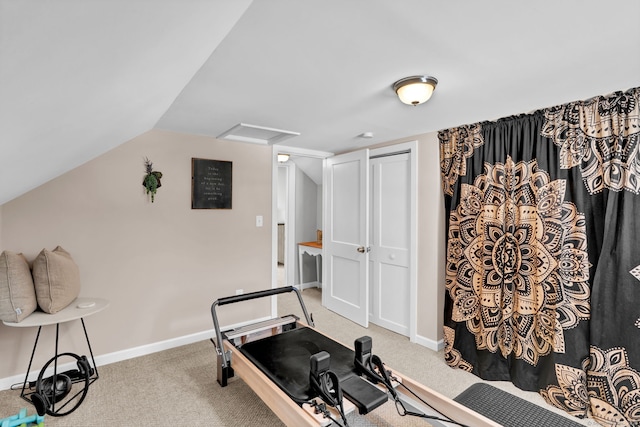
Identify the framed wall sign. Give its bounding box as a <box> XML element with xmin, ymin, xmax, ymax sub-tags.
<box><xmin>191</xmin><ymin>158</ymin><xmax>232</xmax><ymax>209</ymax></box>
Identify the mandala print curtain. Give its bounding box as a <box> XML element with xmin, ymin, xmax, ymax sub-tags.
<box><xmin>439</xmin><ymin>87</ymin><xmax>640</xmax><ymax>426</ymax></box>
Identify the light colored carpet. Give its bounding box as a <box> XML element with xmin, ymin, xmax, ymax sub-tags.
<box><xmin>0</xmin><ymin>287</ymin><xmax>598</xmax><ymax>426</ymax></box>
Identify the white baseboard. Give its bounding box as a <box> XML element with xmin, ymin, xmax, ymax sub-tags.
<box><xmin>0</xmin><ymin>315</ymin><xmax>270</xmax><ymax>391</ymax></box>
<box><xmin>0</xmin><ymin>373</ymin><xmax>30</xmax><ymax>393</ymax></box>
<box><xmin>414</xmin><ymin>333</ymin><xmax>444</xmax><ymax>351</ymax></box>
<box><xmin>298</xmin><ymin>281</ymin><xmax>321</xmax><ymax>290</ymax></box>
<box><xmin>92</xmin><ymin>328</ymin><xmax>218</xmax><ymax>368</ymax></box>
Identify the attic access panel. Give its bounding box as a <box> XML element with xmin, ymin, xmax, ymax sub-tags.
<box><xmin>217</xmin><ymin>123</ymin><xmax>300</xmax><ymax>145</ymax></box>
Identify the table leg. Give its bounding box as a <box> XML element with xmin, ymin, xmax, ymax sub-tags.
<box><xmin>315</xmin><ymin>255</ymin><xmax>321</xmax><ymax>285</ymax></box>
<box><xmin>80</xmin><ymin>318</ymin><xmax>99</xmax><ymax>381</ymax></box>
<box><xmin>51</xmin><ymin>323</ymin><xmax>60</xmax><ymax>413</ymax></box>
<box><xmin>20</xmin><ymin>326</ymin><xmax>42</xmax><ymax>400</ymax></box>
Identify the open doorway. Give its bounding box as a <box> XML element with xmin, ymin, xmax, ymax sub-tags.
<box><xmin>272</xmin><ymin>147</ymin><xmax>332</xmax><ymax>299</ymax></box>
<box><xmin>276</xmin><ymin>155</ymin><xmax>324</xmax><ymax>289</ymax></box>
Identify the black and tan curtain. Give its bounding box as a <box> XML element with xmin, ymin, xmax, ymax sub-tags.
<box><xmin>439</xmin><ymin>87</ymin><xmax>640</xmax><ymax>426</ymax></box>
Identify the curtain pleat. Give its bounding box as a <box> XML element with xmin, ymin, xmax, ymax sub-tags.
<box><xmin>439</xmin><ymin>87</ymin><xmax>640</xmax><ymax>426</ymax></box>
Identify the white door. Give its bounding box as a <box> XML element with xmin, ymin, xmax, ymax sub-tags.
<box><xmin>369</xmin><ymin>152</ymin><xmax>411</xmax><ymax>336</ymax></box>
<box><xmin>322</xmin><ymin>149</ymin><xmax>370</xmax><ymax>327</ymax></box>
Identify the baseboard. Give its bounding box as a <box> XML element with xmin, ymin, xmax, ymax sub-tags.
<box><xmin>414</xmin><ymin>333</ymin><xmax>444</xmax><ymax>351</ymax></box>
<box><xmin>0</xmin><ymin>315</ymin><xmax>270</xmax><ymax>391</ymax></box>
<box><xmin>297</xmin><ymin>281</ymin><xmax>321</xmax><ymax>290</ymax></box>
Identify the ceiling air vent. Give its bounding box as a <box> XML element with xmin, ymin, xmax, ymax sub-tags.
<box><xmin>217</xmin><ymin>123</ymin><xmax>300</xmax><ymax>145</ymax></box>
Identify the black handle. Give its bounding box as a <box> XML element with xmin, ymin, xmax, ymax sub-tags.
<box><xmin>211</xmin><ymin>286</ymin><xmax>314</xmax><ymax>370</ymax></box>
<box><xmin>215</xmin><ymin>285</ymin><xmax>296</xmax><ymax>306</ymax></box>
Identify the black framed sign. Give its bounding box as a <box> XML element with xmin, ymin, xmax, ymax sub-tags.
<box><xmin>191</xmin><ymin>158</ymin><xmax>232</xmax><ymax>209</ymax></box>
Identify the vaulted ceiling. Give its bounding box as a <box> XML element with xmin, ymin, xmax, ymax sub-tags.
<box><xmin>1</xmin><ymin>0</ymin><xmax>638</xmax><ymax>205</ymax></box>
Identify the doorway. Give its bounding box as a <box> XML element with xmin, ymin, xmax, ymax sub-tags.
<box><xmin>272</xmin><ymin>146</ymin><xmax>331</xmax><ymax>299</ymax></box>
<box><xmin>322</xmin><ymin>141</ymin><xmax>417</xmax><ymax>340</ymax></box>
<box><xmin>272</xmin><ymin>142</ymin><xmax>417</xmax><ymax>341</ymax></box>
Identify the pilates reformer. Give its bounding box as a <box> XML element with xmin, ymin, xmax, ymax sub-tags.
<box><xmin>210</xmin><ymin>286</ymin><xmax>499</xmax><ymax>427</ymax></box>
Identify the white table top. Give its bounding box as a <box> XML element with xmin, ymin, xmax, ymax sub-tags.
<box><xmin>2</xmin><ymin>297</ymin><xmax>109</xmax><ymax>328</ymax></box>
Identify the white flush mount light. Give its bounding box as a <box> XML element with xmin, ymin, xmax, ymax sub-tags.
<box><xmin>393</xmin><ymin>75</ymin><xmax>438</xmax><ymax>106</ymax></box>
<box><xmin>217</xmin><ymin>123</ymin><xmax>300</xmax><ymax>145</ymax></box>
<box><xmin>277</xmin><ymin>154</ymin><xmax>290</xmax><ymax>163</ymax></box>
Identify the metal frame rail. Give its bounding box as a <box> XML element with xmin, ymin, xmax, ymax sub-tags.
<box><xmin>210</xmin><ymin>286</ymin><xmax>314</xmax><ymax>386</ymax></box>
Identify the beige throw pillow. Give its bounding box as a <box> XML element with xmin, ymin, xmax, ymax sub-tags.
<box><xmin>0</xmin><ymin>251</ymin><xmax>37</xmax><ymax>322</ymax></box>
<box><xmin>32</xmin><ymin>246</ymin><xmax>81</xmax><ymax>314</ymax></box>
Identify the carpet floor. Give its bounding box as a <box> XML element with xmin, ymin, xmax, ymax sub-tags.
<box><xmin>0</xmin><ymin>287</ymin><xmax>599</xmax><ymax>426</ymax></box>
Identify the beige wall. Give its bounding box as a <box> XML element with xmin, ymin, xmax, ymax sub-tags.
<box><xmin>416</xmin><ymin>133</ymin><xmax>446</xmax><ymax>343</ymax></box>
<box><xmin>0</xmin><ymin>128</ymin><xmax>446</xmax><ymax>383</ymax></box>
<box><xmin>0</xmin><ymin>129</ymin><xmax>273</xmax><ymax>380</ymax></box>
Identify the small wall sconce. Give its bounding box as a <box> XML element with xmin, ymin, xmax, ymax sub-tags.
<box><xmin>277</xmin><ymin>154</ymin><xmax>290</xmax><ymax>163</ymax></box>
<box><xmin>393</xmin><ymin>75</ymin><xmax>438</xmax><ymax>106</ymax></box>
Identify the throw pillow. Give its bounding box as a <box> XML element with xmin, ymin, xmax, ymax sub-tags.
<box><xmin>0</xmin><ymin>251</ymin><xmax>37</xmax><ymax>322</ymax></box>
<box><xmin>32</xmin><ymin>246</ymin><xmax>81</xmax><ymax>314</ymax></box>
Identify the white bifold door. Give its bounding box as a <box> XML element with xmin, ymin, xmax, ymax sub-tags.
<box><xmin>369</xmin><ymin>152</ymin><xmax>411</xmax><ymax>336</ymax></box>
<box><xmin>323</xmin><ymin>145</ymin><xmax>414</xmax><ymax>337</ymax></box>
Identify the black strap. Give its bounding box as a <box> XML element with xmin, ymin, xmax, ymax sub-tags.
<box><xmin>309</xmin><ymin>351</ymin><xmax>349</xmax><ymax>427</ymax></box>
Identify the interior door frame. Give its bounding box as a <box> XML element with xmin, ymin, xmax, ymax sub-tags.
<box><xmin>279</xmin><ymin>161</ymin><xmax>296</xmax><ymax>290</ymax></box>
<box><xmin>369</xmin><ymin>141</ymin><xmax>418</xmax><ymax>342</ymax></box>
<box><xmin>270</xmin><ymin>141</ymin><xmax>416</xmax><ymax>342</ymax></box>
<box><xmin>271</xmin><ymin>145</ymin><xmax>333</xmax><ymax>316</ymax></box>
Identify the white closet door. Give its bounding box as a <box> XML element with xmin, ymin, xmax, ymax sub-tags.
<box><xmin>369</xmin><ymin>153</ymin><xmax>411</xmax><ymax>336</ymax></box>
<box><xmin>322</xmin><ymin>149</ymin><xmax>370</xmax><ymax>327</ymax></box>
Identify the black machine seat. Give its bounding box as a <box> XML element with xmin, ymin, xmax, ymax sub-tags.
<box><xmin>238</xmin><ymin>326</ymin><xmax>387</xmax><ymax>413</ymax></box>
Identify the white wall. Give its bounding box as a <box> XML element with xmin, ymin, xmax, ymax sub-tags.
<box><xmin>277</xmin><ymin>166</ymin><xmax>287</xmax><ymax>224</ymax></box>
<box><xmin>316</xmin><ymin>185</ymin><xmax>323</xmax><ymax>231</ymax></box>
<box><xmin>295</xmin><ymin>167</ymin><xmax>320</xmax><ymax>284</ymax></box>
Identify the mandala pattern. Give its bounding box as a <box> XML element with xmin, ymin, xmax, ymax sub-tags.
<box><xmin>541</xmin><ymin>358</ymin><xmax>590</xmax><ymax>418</ymax></box>
<box><xmin>439</xmin><ymin>124</ymin><xmax>484</xmax><ymax>196</ymax></box>
<box><xmin>586</xmin><ymin>346</ymin><xmax>640</xmax><ymax>426</ymax></box>
<box><xmin>445</xmin><ymin>156</ymin><xmax>591</xmax><ymax>365</ymax></box>
<box><xmin>443</xmin><ymin>326</ymin><xmax>473</xmax><ymax>372</ymax></box>
<box><xmin>631</xmin><ymin>265</ymin><xmax>640</xmax><ymax>282</ymax></box>
<box><xmin>541</xmin><ymin>87</ymin><xmax>640</xmax><ymax>195</ymax></box>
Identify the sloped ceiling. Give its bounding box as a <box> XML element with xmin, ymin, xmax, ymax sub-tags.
<box><xmin>0</xmin><ymin>0</ymin><xmax>252</xmax><ymax>205</ymax></box>
<box><xmin>1</xmin><ymin>0</ymin><xmax>639</xmax><ymax>206</ymax></box>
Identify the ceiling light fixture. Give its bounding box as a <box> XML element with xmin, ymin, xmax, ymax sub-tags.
<box><xmin>393</xmin><ymin>75</ymin><xmax>438</xmax><ymax>106</ymax></box>
<box><xmin>277</xmin><ymin>154</ymin><xmax>290</xmax><ymax>163</ymax></box>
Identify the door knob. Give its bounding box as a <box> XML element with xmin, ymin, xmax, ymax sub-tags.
<box><xmin>357</xmin><ymin>246</ymin><xmax>370</xmax><ymax>253</ymax></box>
